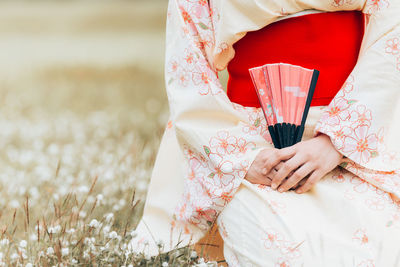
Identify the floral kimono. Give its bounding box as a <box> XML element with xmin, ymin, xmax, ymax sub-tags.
<box><xmin>131</xmin><ymin>0</ymin><xmax>400</xmax><ymax>265</ymax></box>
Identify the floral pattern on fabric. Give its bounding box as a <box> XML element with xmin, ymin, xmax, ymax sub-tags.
<box><xmin>315</xmin><ymin>2</ymin><xmax>400</xmax><ymax>174</ymax></box>
<box><xmin>144</xmin><ymin>0</ymin><xmax>400</xmax><ymax>253</ymax></box>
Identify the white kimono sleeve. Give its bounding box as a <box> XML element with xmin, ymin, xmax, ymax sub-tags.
<box><xmin>165</xmin><ymin>0</ymin><xmax>270</xmax><ymax>231</ymax></box>
<box><xmin>315</xmin><ymin>0</ymin><xmax>400</xmax><ymax>196</ymax></box>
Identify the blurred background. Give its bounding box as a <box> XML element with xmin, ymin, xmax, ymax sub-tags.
<box><xmin>0</xmin><ymin>0</ymin><xmax>180</xmax><ymax>265</ymax></box>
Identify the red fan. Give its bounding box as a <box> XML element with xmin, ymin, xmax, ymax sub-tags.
<box><xmin>249</xmin><ymin>63</ymin><xmax>319</xmax><ymax>148</ymax></box>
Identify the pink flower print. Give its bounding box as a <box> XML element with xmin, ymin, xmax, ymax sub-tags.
<box><xmin>371</xmin><ymin>174</ymin><xmax>386</xmax><ymax>186</ymax></box>
<box><xmin>357</xmin><ymin>259</ymin><xmax>375</xmax><ymax>267</ymax></box>
<box><xmin>279</xmin><ymin>241</ymin><xmax>303</xmax><ymax>259</ymax></box>
<box><xmin>234</xmin><ymin>160</ymin><xmax>250</xmax><ymax>179</ymax></box>
<box><xmin>351</xmin><ymin>176</ymin><xmax>370</xmax><ymax>194</ymax></box>
<box><xmin>342</xmin><ymin>75</ymin><xmax>354</xmax><ymax>94</ymax></box>
<box><xmin>322</xmin><ymin>97</ymin><xmax>351</xmax><ymax>126</ymax></box>
<box><xmin>236</xmin><ymin>137</ymin><xmax>256</xmax><ymax>154</ymax></box>
<box><xmin>330</xmin><ymin>126</ymin><xmax>352</xmax><ymax>150</ymax></box>
<box><xmin>263</xmin><ymin>229</ymin><xmax>283</xmax><ymax>250</ymax></box>
<box><xmin>209</xmin><ymin>131</ymin><xmax>237</xmax><ymax>155</ymax></box>
<box><xmin>342</xmin><ymin>125</ymin><xmax>378</xmax><ymax>164</ymax></box>
<box><xmin>219</xmin><ymin>221</ymin><xmax>228</xmax><ymax>238</ymax></box>
<box><xmin>193</xmin><ymin>206</ymin><xmax>216</xmax><ymax>224</ymax></box>
<box><xmin>366</xmin><ymin>196</ymin><xmax>385</xmax><ymax>211</ymax></box>
<box><xmin>178</xmin><ymin>71</ymin><xmax>190</xmax><ymax>87</ymax></box>
<box><xmin>385</xmin><ymin>38</ymin><xmax>400</xmax><ymax>55</ymax></box>
<box><xmin>269</xmin><ymin>200</ymin><xmax>286</xmax><ymax>214</ymax></box>
<box><xmin>199</xmin><ymin>0</ymin><xmax>208</xmax><ymax>6</ymax></box>
<box><xmin>365</xmin><ymin>0</ymin><xmax>389</xmax><ymax>14</ymax></box>
<box><xmin>332</xmin><ymin>0</ymin><xmax>353</xmax><ymax>7</ymax></box>
<box><xmin>192</xmin><ymin>69</ymin><xmax>211</xmax><ymax>85</ymax></box>
<box><xmin>352</xmin><ymin>229</ymin><xmax>369</xmax><ymax>245</ymax></box>
<box><xmin>168</xmin><ymin>59</ymin><xmax>179</xmax><ymax>74</ymax></box>
<box><xmin>208</xmin><ymin>182</ymin><xmax>236</xmax><ymax>207</ymax></box>
<box><xmin>332</xmin><ymin>173</ymin><xmax>345</xmax><ymax>183</ymax></box>
<box><xmin>349</xmin><ymin>105</ymin><xmax>372</xmax><ymax>127</ymax></box>
<box><xmin>275</xmin><ymin>258</ymin><xmax>291</xmax><ymax>267</ymax></box>
<box><xmin>208</xmin><ymin>153</ymin><xmax>235</xmax><ymax>187</ymax></box>
<box><xmin>187</xmin><ymin>158</ymin><xmax>206</xmax><ymax>181</ymax></box>
<box><xmin>192</xmin><ymin>3</ymin><xmax>207</xmax><ymax>19</ymax></box>
<box><xmin>180</xmin><ymin>25</ymin><xmax>189</xmax><ymax>37</ymax></box>
<box><xmin>180</xmin><ymin>7</ymin><xmax>193</xmax><ymax>24</ymax></box>
<box><xmin>216</xmin><ymin>42</ymin><xmax>229</xmax><ymax>54</ymax></box>
<box><xmin>242</xmin><ymin>124</ymin><xmax>259</xmax><ymax>136</ymax></box>
<box><xmin>184</xmin><ymin>49</ymin><xmax>195</xmax><ymax>65</ymax></box>
<box><xmin>377</xmin><ymin>127</ymin><xmax>385</xmax><ymax>144</ymax></box>
<box><xmin>344</xmin><ymin>189</ymin><xmax>356</xmax><ymax>200</ymax></box>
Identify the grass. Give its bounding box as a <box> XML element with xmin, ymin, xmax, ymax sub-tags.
<box><xmin>0</xmin><ymin>0</ymin><xmax>221</xmax><ymax>266</ymax></box>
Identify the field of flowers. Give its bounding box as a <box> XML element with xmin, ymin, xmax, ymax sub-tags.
<box><xmin>0</xmin><ymin>1</ymin><xmax>220</xmax><ymax>266</ymax></box>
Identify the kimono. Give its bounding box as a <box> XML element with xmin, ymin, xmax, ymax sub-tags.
<box><xmin>130</xmin><ymin>0</ymin><xmax>400</xmax><ymax>265</ymax></box>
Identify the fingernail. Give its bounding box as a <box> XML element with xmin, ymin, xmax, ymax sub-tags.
<box><xmin>296</xmin><ymin>189</ymin><xmax>302</xmax><ymax>194</ymax></box>
<box><xmin>278</xmin><ymin>188</ymin><xmax>284</xmax><ymax>193</ymax></box>
<box><xmin>262</xmin><ymin>168</ymin><xmax>267</xmax><ymax>175</ymax></box>
<box><xmin>271</xmin><ymin>183</ymin><xmax>277</xmax><ymax>189</ymax></box>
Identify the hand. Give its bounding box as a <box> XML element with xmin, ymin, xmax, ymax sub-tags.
<box><xmin>245</xmin><ymin>147</ymin><xmax>296</xmax><ymax>185</ymax></box>
<box><xmin>269</xmin><ymin>133</ymin><xmax>343</xmax><ymax>194</ymax></box>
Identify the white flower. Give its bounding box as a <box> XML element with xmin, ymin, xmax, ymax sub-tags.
<box><xmin>83</xmin><ymin>251</ymin><xmax>90</xmax><ymax>259</ymax></box>
<box><xmin>30</xmin><ymin>234</ymin><xmax>37</xmax><ymax>241</ymax></box>
<box><xmin>162</xmin><ymin>262</ymin><xmax>169</xmax><ymax>267</ymax></box>
<box><xmin>103</xmin><ymin>225</ymin><xmax>111</xmax><ymax>234</ymax></box>
<box><xmin>46</xmin><ymin>247</ymin><xmax>54</xmax><ymax>255</ymax></box>
<box><xmin>19</xmin><ymin>240</ymin><xmax>27</xmax><ymax>248</ymax></box>
<box><xmin>89</xmin><ymin>219</ymin><xmax>100</xmax><ymax>228</ymax></box>
<box><xmin>48</xmin><ymin>225</ymin><xmax>61</xmax><ymax>234</ymax></box>
<box><xmin>104</xmin><ymin>213</ymin><xmax>114</xmax><ymax>222</ymax></box>
<box><xmin>190</xmin><ymin>250</ymin><xmax>198</xmax><ymax>259</ymax></box>
<box><xmin>25</xmin><ymin>263</ymin><xmax>33</xmax><ymax>267</ymax></box>
<box><xmin>10</xmin><ymin>253</ymin><xmax>18</xmax><ymax>260</ymax></box>
<box><xmin>0</xmin><ymin>239</ymin><xmax>9</xmax><ymax>246</ymax></box>
<box><xmin>71</xmin><ymin>259</ymin><xmax>78</xmax><ymax>264</ymax></box>
<box><xmin>77</xmin><ymin>185</ymin><xmax>89</xmax><ymax>193</ymax></box>
<box><xmin>79</xmin><ymin>210</ymin><xmax>87</xmax><ymax>218</ymax></box>
<box><xmin>61</xmin><ymin>248</ymin><xmax>69</xmax><ymax>256</ymax></box>
<box><xmin>108</xmin><ymin>231</ymin><xmax>118</xmax><ymax>239</ymax></box>
<box><xmin>9</xmin><ymin>200</ymin><xmax>19</xmax><ymax>209</ymax></box>
<box><xmin>66</xmin><ymin>228</ymin><xmax>75</xmax><ymax>234</ymax></box>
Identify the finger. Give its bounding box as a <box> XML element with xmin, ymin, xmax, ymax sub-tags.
<box><xmin>254</xmin><ymin>175</ymin><xmax>272</xmax><ymax>186</ymax></box>
<box><xmin>277</xmin><ymin>163</ymin><xmax>315</xmax><ymax>192</ymax></box>
<box><xmin>262</xmin><ymin>147</ymin><xmax>296</xmax><ymax>175</ymax></box>
<box><xmin>270</xmin><ymin>154</ymin><xmax>306</xmax><ymax>190</ymax></box>
<box><xmin>262</xmin><ymin>161</ymin><xmax>284</xmax><ymax>175</ymax></box>
<box><xmin>293</xmin><ymin>177</ymin><xmax>308</xmax><ymax>190</ymax></box>
<box><xmin>295</xmin><ymin>170</ymin><xmax>324</xmax><ymax>194</ymax></box>
<box><xmin>262</xmin><ymin>177</ymin><xmax>272</xmax><ymax>186</ymax></box>
<box><xmin>274</xmin><ymin>162</ymin><xmax>285</xmax><ymax>171</ymax></box>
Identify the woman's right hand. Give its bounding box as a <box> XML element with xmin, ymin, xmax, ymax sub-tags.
<box><xmin>245</xmin><ymin>147</ymin><xmax>295</xmax><ymax>185</ymax></box>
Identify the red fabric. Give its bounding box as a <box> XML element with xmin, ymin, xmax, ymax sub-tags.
<box><xmin>226</xmin><ymin>11</ymin><xmax>365</xmax><ymax>107</ymax></box>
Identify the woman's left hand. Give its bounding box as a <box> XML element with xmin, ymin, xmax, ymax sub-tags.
<box><xmin>268</xmin><ymin>133</ymin><xmax>344</xmax><ymax>194</ymax></box>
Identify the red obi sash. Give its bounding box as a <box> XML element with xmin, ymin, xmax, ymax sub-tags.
<box><xmin>226</xmin><ymin>11</ymin><xmax>365</xmax><ymax>107</ymax></box>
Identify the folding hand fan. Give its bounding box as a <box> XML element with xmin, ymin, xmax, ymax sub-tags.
<box><xmin>249</xmin><ymin>63</ymin><xmax>319</xmax><ymax>149</ymax></box>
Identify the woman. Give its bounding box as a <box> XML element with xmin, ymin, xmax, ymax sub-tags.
<box><xmin>131</xmin><ymin>0</ymin><xmax>400</xmax><ymax>266</ymax></box>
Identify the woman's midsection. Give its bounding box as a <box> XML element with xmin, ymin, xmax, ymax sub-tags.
<box><xmin>226</xmin><ymin>11</ymin><xmax>365</xmax><ymax>108</ymax></box>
